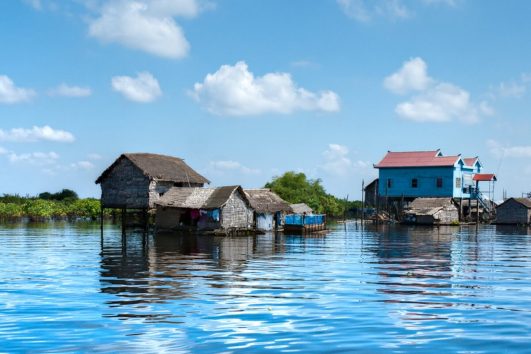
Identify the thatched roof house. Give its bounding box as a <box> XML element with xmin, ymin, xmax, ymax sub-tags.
<box><xmin>244</xmin><ymin>189</ymin><xmax>291</xmax><ymax>231</ymax></box>
<box><xmin>244</xmin><ymin>189</ymin><xmax>291</xmax><ymax>213</ymax></box>
<box><xmin>496</xmin><ymin>198</ymin><xmax>531</xmax><ymax>225</ymax></box>
<box><xmin>155</xmin><ymin>186</ymin><xmax>254</xmax><ymax>233</ymax></box>
<box><xmin>96</xmin><ymin>153</ymin><xmax>209</xmax><ymax>209</ymax></box>
<box><xmin>403</xmin><ymin>198</ymin><xmax>458</xmax><ymax>225</ymax></box>
<box><xmin>290</xmin><ymin>203</ymin><xmax>313</xmax><ymax>215</ymax></box>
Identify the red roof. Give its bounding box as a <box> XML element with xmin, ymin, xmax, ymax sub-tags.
<box><xmin>473</xmin><ymin>173</ymin><xmax>497</xmax><ymax>182</ymax></box>
<box><xmin>374</xmin><ymin>150</ymin><xmax>461</xmax><ymax>168</ymax></box>
<box><xmin>463</xmin><ymin>157</ymin><xmax>478</xmax><ymax>167</ymax></box>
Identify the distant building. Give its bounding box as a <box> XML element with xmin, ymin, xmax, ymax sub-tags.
<box><xmin>155</xmin><ymin>186</ymin><xmax>254</xmax><ymax>233</ymax></box>
<box><xmin>96</xmin><ymin>153</ymin><xmax>209</xmax><ymax>210</ymax></box>
<box><xmin>403</xmin><ymin>198</ymin><xmax>459</xmax><ymax>225</ymax></box>
<box><xmin>496</xmin><ymin>198</ymin><xmax>531</xmax><ymax>225</ymax></box>
<box><xmin>244</xmin><ymin>189</ymin><xmax>291</xmax><ymax>231</ymax></box>
<box><xmin>374</xmin><ymin>150</ymin><xmax>494</xmax><ymax>201</ymax></box>
<box><xmin>290</xmin><ymin>203</ymin><xmax>313</xmax><ymax>214</ymax></box>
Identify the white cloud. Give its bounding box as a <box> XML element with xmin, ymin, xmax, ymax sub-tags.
<box><xmin>209</xmin><ymin>160</ymin><xmax>261</xmax><ymax>175</ymax></box>
<box><xmin>385</xmin><ymin>58</ymin><xmax>490</xmax><ymax>123</ymax></box>
<box><xmin>71</xmin><ymin>161</ymin><xmax>95</xmax><ymax>170</ymax></box>
<box><xmin>111</xmin><ymin>72</ymin><xmax>162</xmax><ymax>102</ymax></box>
<box><xmin>0</xmin><ymin>75</ymin><xmax>36</xmax><ymax>104</ymax></box>
<box><xmin>87</xmin><ymin>153</ymin><xmax>102</xmax><ymax>160</ymax></box>
<box><xmin>319</xmin><ymin>144</ymin><xmax>371</xmax><ymax>176</ymax></box>
<box><xmin>491</xmin><ymin>73</ymin><xmax>531</xmax><ymax>99</ymax></box>
<box><xmin>487</xmin><ymin>139</ymin><xmax>531</xmax><ymax>159</ymax></box>
<box><xmin>0</xmin><ymin>147</ymin><xmax>7</xmax><ymax>155</ymax></box>
<box><xmin>0</xmin><ymin>126</ymin><xmax>75</xmax><ymax>143</ymax></box>
<box><xmin>48</xmin><ymin>83</ymin><xmax>92</xmax><ymax>97</ymax></box>
<box><xmin>384</xmin><ymin>57</ymin><xmax>432</xmax><ymax>94</ymax></box>
<box><xmin>23</xmin><ymin>0</ymin><xmax>42</xmax><ymax>10</ymax></box>
<box><xmin>88</xmin><ymin>0</ymin><xmax>206</xmax><ymax>59</ymax></box>
<box><xmin>337</xmin><ymin>0</ymin><xmax>411</xmax><ymax>22</ymax></box>
<box><xmin>192</xmin><ymin>61</ymin><xmax>340</xmax><ymax>116</ymax></box>
<box><xmin>8</xmin><ymin>151</ymin><xmax>60</xmax><ymax>165</ymax></box>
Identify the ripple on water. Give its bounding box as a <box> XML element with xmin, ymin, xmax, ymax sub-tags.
<box><xmin>0</xmin><ymin>223</ymin><xmax>530</xmax><ymax>352</ymax></box>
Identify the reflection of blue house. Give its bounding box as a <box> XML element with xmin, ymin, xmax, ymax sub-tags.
<box><xmin>374</xmin><ymin>150</ymin><xmax>495</xmax><ymax>200</ymax></box>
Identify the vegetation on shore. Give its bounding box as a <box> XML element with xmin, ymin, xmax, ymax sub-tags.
<box><xmin>265</xmin><ymin>172</ymin><xmax>362</xmax><ymax>217</ymax></box>
<box><xmin>0</xmin><ymin>189</ymin><xmax>107</xmax><ymax>222</ymax></box>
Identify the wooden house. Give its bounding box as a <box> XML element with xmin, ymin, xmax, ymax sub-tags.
<box><xmin>244</xmin><ymin>189</ymin><xmax>291</xmax><ymax>231</ymax></box>
<box><xmin>403</xmin><ymin>198</ymin><xmax>459</xmax><ymax>225</ymax></box>
<box><xmin>154</xmin><ymin>186</ymin><xmax>254</xmax><ymax>234</ymax></box>
<box><xmin>496</xmin><ymin>198</ymin><xmax>531</xmax><ymax>225</ymax></box>
<box><xmin>96</xmin><ymin>153</ymin><xmax>210</xmax><ymax>210</ymax></box>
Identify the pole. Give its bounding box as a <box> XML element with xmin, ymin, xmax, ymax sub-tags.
<box><xmin>361</xmin><ymin>180</ymin><xmax>365</xmax><ymax>225</ymax></box>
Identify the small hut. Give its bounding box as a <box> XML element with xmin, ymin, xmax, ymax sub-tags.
<box><xmin>403</xmin><ymin>198</ymin><xmax>459</xmax><ymax>225</ymax></box>
<box><xmin>155</xmin><ymin>186</ymin><xmax>254</xmax><ymax>234</ymax></box>
<box><xmin>290</xmin><ymin>203</ymin><xmax>313</xmax><ymax>215</ymax></box>
<box><xmin>96</xmin><ymin>153</ymin><xmax>210</xmax><ymax>210</ymax></box>
<box><xmin>496</xmin><ymin>198</ymin><xmax>531</xmax><ymax>225</ymax></box>
<box><xmin>244</xmin><ymin>189</ymin><xmax>291</xmax><ymax>231</ymax></box>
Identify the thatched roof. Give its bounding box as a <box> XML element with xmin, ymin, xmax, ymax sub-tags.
<box><xmin>156</xmin><ymin>186</ymin><xmax>248</xmax><ymax>209</ymax></box>
<box><xmin>290</xmin><ymin>203</ymin><xmax>313</xmax><ymax>214</ymax></box>
<box><xmin>406</xmin><ymin>198</ymin><xmax>456</xmax><ymax>215</ymax></box>
<box><xmin>96</xmin><ymin>153</ymin><xmax>210</xmax><ymax>184</ymax></box>
<box><xmin>244</xmin><ymin>189</ymin><xmax>291</xmax><ymax>213</ymax></box>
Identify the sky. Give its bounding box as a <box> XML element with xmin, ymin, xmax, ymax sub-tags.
<box><xmin>1</xmin><ymin>0</ymin><xmax>531</xmax><ymax>200</ymax></box>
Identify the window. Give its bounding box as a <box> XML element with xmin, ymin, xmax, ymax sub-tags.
<box><xmin>387</xmin><ymin>178</ymin><xmax>392</xmax><ymax>189</ymax></box>
<box><xmin>411</xmin><ymin>178</ymin><xmax>418</xmax><ymax>188</ymax></box>
<box><xmin>455</xmin><ymin>178</ymin><xmax>462</xmax><ymax>188</ymax></box>
<box><xmin>436</xmin><ymin>177</ymin><xmax>443</xmax><ymax>188</ymax></box>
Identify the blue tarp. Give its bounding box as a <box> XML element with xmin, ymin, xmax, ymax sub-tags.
<box><xmin>285</xmin><ymin>214</ymin><xmax>325</xmax><ymax>226</ymax></box>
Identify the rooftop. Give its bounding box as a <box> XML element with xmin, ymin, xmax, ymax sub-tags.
<box><xmin>374</xmin><ymin>150</ymin><xmax>461</xmax><ymax>168</ymax></box>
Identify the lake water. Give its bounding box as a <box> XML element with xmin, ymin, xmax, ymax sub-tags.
<box><xmin>0</xmin><ymin>222</ymin><xmax>530</xmax><ymax>353</ymax></box>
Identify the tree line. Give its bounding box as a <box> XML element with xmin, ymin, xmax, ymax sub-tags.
<box><xmin>265</xmin><ymin>171</ymin><xmax>362</xmax><ymax>217</ymax></box>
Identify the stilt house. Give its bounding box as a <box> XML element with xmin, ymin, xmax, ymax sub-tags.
<box><xmin>155</xmin><ymin>186</ymin><xmax>254</xmax><ymax>233</ymax></box>
<box><xmin>244</xmin><ymin>189</ymin><xmax>291</xmax><ymax>231</ymax></box>
<box><xmin>96</xmin><ymin>153</ymin><xmax>210</xmax><ymax>210</ymax></box>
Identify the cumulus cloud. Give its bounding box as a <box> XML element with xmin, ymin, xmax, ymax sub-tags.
<box><xmin>487</xmin><ymin>139</ymin><xmax>531</xmax><ymax>159</ymax></box>
<box><xmin>490</xmin><ymin>73</ymin><xmax>531</xmax><ymax>99</ymax></box>
<box><xmin>111</xmin><ymin>72</ymin><xmax>162</xmax><ymax>102</ymax></box>
<box><xmin>88</xmin><ymin>0</ymin><xmax>207</xmax><ymax>59</ymax></box>
<box><xmin>8</xmin><ymin>151</ymin><xmax>60</xmax><ymax>165</ymax></box>
<box><xmin>320</xmin><ymin>144</ymin><xmax>370</xmax><ymax>176</ymax></box>
<box><xmin>23</xmin><ymin>0</ymin><xmax>42</xmax><ymax>10</ymax></box>
<box><xmin>385</xmin><ymin>57</ymin><xmax>491</xmax><ymax>123</ymax></box>
<box><xmin>337</xmin><ymin>0</ymin><xmax>411</xmax><ymax>22</ymax></box>
<box><xmin>0</xmin><ymin>75</ymin><xmax>36</xmax><ymax>104</ymax></box>
<box><xmin>0</xmin><ymin>126</ymin><xmax>75</xmax><ymax>143</ymax></box>
<box><xmin>208</xmin><ymin>160</ymin><xmax>261</xmax><ymax>175</ymax></box>
<box><xmin>48</xmin><ymin>83</ymin><xmax>92</xmax><ymax>97</ymax></box>
<box><xmin>384</xmin><ymin>57</ymin><xmax>432</xmax><ymax>94</ymax></box>
<box><xmin>87</xmin><ymin>153</ymin><xmax>102</xmax><ymax>160</ymax></box>
<box><xmin>192</xmin><ymin>61</ymin><xmax>340</xmax><ymax>116</ymax></box>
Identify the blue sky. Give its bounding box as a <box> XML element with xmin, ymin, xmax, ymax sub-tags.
<box><xmin>1</xmin><ymin>0</ymin><xmax>530</xmax><ymax>200</ymax></box>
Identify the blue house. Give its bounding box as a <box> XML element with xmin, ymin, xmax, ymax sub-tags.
<box><xmin>374</xmin><ymin>150</ymin><xmax>495</xmax><ymax>201</ymax></box>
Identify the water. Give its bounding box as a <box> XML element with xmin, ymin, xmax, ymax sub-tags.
<box><xmin>0</xmin><ymin>222</ymin><xmax>530</xmax><ymax>353</ymax></box>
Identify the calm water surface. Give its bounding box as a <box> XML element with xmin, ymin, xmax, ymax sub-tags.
<box><xmin>0</xmin><ymin>222</ymin><xmax>530</xmax><ymax>353</ymax></box>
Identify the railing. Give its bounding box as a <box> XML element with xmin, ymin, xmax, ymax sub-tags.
<box><xmin>471</xmin><ymin>190</ymin><xmax>492</xmax><ymax>212</ymax></box>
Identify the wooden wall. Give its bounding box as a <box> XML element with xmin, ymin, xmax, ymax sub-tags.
<box><xmin>221</xmin><ymin>192</ymin><xmax>253</xmax><ymax>230</ymax></box>
<box><xmin>100</xmin><ymin>158</ymin><xmax>150</xmax><ymax>209</ymax></box>
<box><xmin>496</xmin><ymin>199</ymin><xmax>531</xmax><ymax>224</ymax></box>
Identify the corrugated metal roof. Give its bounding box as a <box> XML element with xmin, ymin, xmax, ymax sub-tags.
<box><xmin>473</xmin><ymin>173</ymin><xmax>497</xmax><ymax>181</ymax></box>
<box><xmin>374</xmin><ymin>150</ymin><xmax>461</xmax><ymax>168</ymax></box>
<box><xmin>244</xmin><ymin>189</ymin><xmax>291</xmax><ymax>213</ymax></box>
<box><xmin>96</xmin><ymin>153</ymin><xmax>210</xmax><ymax>184</ymax></box>
<box><xmin>463</xmin><ymin>157</ymin><xmax>478</xmax><ymax>167</ymax></box>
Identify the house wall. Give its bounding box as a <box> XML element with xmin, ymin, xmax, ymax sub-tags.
<box><xmin>496</xmin><ymin>200</ymin><xmax>531</xmax><ymax>224</ymax></box>
<box><xmin>155</xmin><ymin>206</ymin><xmax>184</xmax><ymax>229</ymax></box>
<box><xmin>434</xmin><ymin>207</ymin><xmax>459</xmax><ymax>224</ymax></box>
<box><xmin>378</xmin><ymin>167</ymin><xmax>455</xmax><ymax>198</ymax></box>
<box><xmin>221</xmin><ymin>192</ymin><xmax>253</xmax><ymax>230</ymax></box>
<box><xmin>100</xmin><ymin>158</ymin><xmax>150</xmax><ymax>208</ymax></box>
<box><xmin>256</xmin><ymin>213</ymin><xmax>274</xmax><ymax>231</ymax></box>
